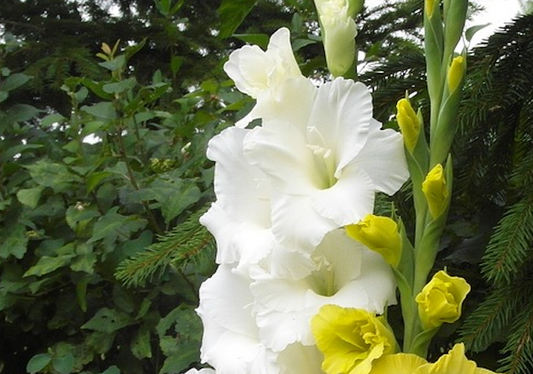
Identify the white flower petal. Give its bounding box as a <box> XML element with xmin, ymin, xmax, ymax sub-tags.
<box><xmin>312</xmin><ymin>164</ymin><xmax>375</xmax><ymax>227</ymax></box>
<box><xmin>277</xmin><ymin>344</ymin><xmax>324</xmax><ymax>374</ymax></box>
<box><xmin>355</xmin><ymin>119</ymin><xmax>409</xmax><ymax>195</ymax></box>
<box><xmin>308</xmin><ymin>78</ymin><xmax>372</xmax><ymax>176</ymax></box>
<box><xmin>250</xmin><ymin>230</ymin><xmax>396</xmax><ymax>351</ymax></box>
<box><xmin>244</xmin><ymin>120</ymin><xmax>318</xmax><ymax>193</ymax></box>
<box><xmin>196</xmin><ymin>266</ymin><xmax>280</xmax><ymax>374</ymax></box>
<box><xmin>200</xmin><ymin>202</ymin><xmax>274</xmax><ymax>266</ymax></box>
<box><xmin>223</xmin><ymin>27</ymin><xmax>301</xmax><ymax>100</ymax></box>
<box><xmin>206</xmin><ymin>127</ymin><xmax>271</xmax><ymax>227</ymax></box>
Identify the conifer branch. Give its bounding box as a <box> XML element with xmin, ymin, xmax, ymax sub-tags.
<box><xmin>115</xmin><ymin>206</ymin><xmax>213</xmax><ymax>287</ymax></box>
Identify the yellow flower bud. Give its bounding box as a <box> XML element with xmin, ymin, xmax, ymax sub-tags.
<box><xmin>346</xmin><ymin>215</ymin><xmax>402</xmax><ymax>267</ymax></box>
<box><xmin>422</xmin><ymin>164</ymin><xmax>448</xmax><ymax>218</ymax></box>
<box><xmin>396</xmin><ymin>98</ymin><xmax>420</xmax><ymax>152</ymax></box>
<box><xmin>447</xmin><ymin>56</ymin><xmax>465</xmax><ymax>93</ymax></box>
<box><xmin>312</xmin><ymin>305</ymin><xmax>396</xmax><ymax>374</ymax></box>
<box><xmin>415</xmin><ymin>270</ymin><xmax>471</xmax><ymax>330</ymax></box>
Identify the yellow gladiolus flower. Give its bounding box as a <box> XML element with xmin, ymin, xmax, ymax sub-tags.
<box><xmin>422</xmin><ymin>164</ymin><xmax>448</xmax><ymax>219</ymax></box>
<box><xmin>369</xmin><ymin>353</ymin><xmax>428</xmax><ymax>374</ymax></box>
<box><xmin>417</xmin><ymin>343</ymin><xmax>498</xmax><ymax>374</ymax></box>
<box><xmin>447</xmin><ymin>56</ymin><xmax>466</xmax><ymax>94</ymax></box>
<box><xmin>345</xmin><ymin>214</ymin><xmax>402</xmax><ymax>267</ymax></box>
<box><xmin>311</xmin><ymin>304</ymin><xmax>396</xmax><ymax>374</ymax></box>
<box><xmin>368</xmin><ymin>344</ymin><xmax>498</xmax><ymax>374</ymax></box>
<box><xmin>396</xmin><ymin>98</ymin><xmax>421</xmax><ymax>152</ymax></box>
<box><xmin>415</xmin><ymin>270</ymin><xmax>471</xmax><ymax>330</ymax></box>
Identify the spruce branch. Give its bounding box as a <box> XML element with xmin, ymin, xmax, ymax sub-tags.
<box><xmin>115</xmin><ymin>206</ymin><xmax>213</xmax><ymax>287</ymax></box>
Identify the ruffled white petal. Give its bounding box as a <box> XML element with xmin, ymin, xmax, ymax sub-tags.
<box><xmin>196</xmin><ymin>265</ymin><xmax>279</xmax><ymax>374</ymax></box>
<box><xmin>355</xmin><ymin>119</ymin><xmax>410</xmax><ymax>195</ymax></box>
<box><xmin>308</xmin><ymin>78</ymin><xmax>372</xmax><ymax>177</ymax></box>
<box><xmin>277</xmin><ymin>344</ymin><xmax>324</xmax><ymax>374</ymax></box>
<box><xmin>206</xmin><ymin>127</ymin><xmax>271</xmax><ymax>227</ymax></box>
<box><xmin>223</xmin><ymin>28</ymin><xmax>301</xmax><ymax>101</ymax></box>
<box><xmin>250</xmin><ymin>230</ymin><xmax>396</xmax><ymax>351</ymax></box>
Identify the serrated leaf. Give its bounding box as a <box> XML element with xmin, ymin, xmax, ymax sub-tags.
<box><xmin>159</xmin><ymin>340</ymin><xmax>200</xmax><ymax>374</ymax></box>
<box><xmin>17</xmin><ymin>187</ymin><xmax>43</xmax><ymax>208</ymax></box>
<box><xmin>81</xmin><ymin>307</ymin><xmax>134</xmax><ymax>332</ymax></box>
<box><xmin>26</xmin><ymin>160</ymin><xmax>80</xmax><ymax>193</ymax></box>
<box><xmin>0</xmin><ymin>223</ymin><xmax>28</xmax><ymax>260</ymax></box>
<box><xmin>88</xmin><ymin>207</ymin><xmax>147</xmax><ymax>244</ymax></box>
<box><xmin>149</xmin><ymin>178</ymin><xmax>201</xmax><ymax>224</ymax></box>
<box><xmin>131</xmin><ymin>324</ymin><xmax>152</xmax><ymax>359</ymax></box>
<box><xmin>23</xmin><ymin>255</ymin><xmax>74</xmax><ymax>277</ymax></box>
<box><xmin>26</xmin><ymin>353</ymin><xmax>52</xmax><ymax>374</ymax></box>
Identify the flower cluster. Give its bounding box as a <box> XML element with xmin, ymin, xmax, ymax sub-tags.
<box><xmin>194</xmin><ymin>27</ymin><xmax>410</xmax><ymax>374</ymax></box>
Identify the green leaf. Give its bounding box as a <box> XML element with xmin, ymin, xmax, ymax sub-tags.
<box><xmin>101</xmin><ymin>366</ymin><xmax>121</xmax><ymax>374</ymax></box>
<box><xmin>65</xmin><ymin>205</ymin><xmax>100</xmax><ymax>231</ymax></box>
<box><xmin>52</xmin><ymin>353</ymin><xmax>75</xmax><ymax>374</ymax></box>
<box><xmin>88</xmin><ymin>207</ymin><xmax>147</xmax><ymax>244</ymax></box>
<box><xmin>76</xmin><ymin>277</ymin><xmax>89</xmax><ymax>312</ymax></box>
<box><xmin>27</xmin><ymin>160</ymin><xmax>80</xmax><ymax>193</ymax></box>
<box><xmin>171</xmin><ymin>56</ymin><xmax>183</xmax><ymax>77</ymax></box>
<box><xmin>103</xmin><ymin>77</ymin><xmax>137</xmax><ymax>94</ymax></box>
<box><xmin>0</xmin><ymin>72</ymin><xmax>32</xmax><ymax>92</ymax></box>
<box><xmin>26</xmin><ymin>353</ymin><xmax>52</xmax><ymax>374</ymax></box>
<box><xmin>98</xmin><ymin>55</ymin><xmax>126</xmax><ymax>72</ymax></box>
<box><xmin>40</xmin><ymin>113</ymin><xmax>66</xmax><ymax>128</ymax></box>
<box><xmin>159</xmin><ymin>340</ymin><xmax>200</xmax><ymax>374</ymax></box>
<box><xmin>81</xmin><ymin>307</ymin><xmax>134</xmax><ymax>333</ymax></box>
<box><xmin>218</xmin><ymin>0</ymin><xmax>258</xmax><ymax>39</ymax></box>
<box><xmin>149</xmin><ymin>178</ymin><xmax>201</xmax><ymax>224</ymax></box>
<box><xmin>4</xmin><ymin>104</ymin><xmax>40</xmax><ymax>124</ymax></box>
<box><xmin>131</xmin><ymin>324</ymin><xmax>152</xmax><ymax>359</ymax></box>
<box><xmin>81</xmin><ymin>102</ymin><xmax>117</xmax><ymax>120</ymax></box>
<box><xmin>0</xmin><ymin>223</ymin><xmax>28</xmax><ymax>260</ymax></box>
<box><xmin>465</xmin><ymin>23</ymin><xmax>491</xmax><ymax>43</ymax></box>
<box><xmin>23</xmin><ymin>255</ymin><xmax>74</xmax><ymax>277</ymax></box>
<box><xmin>86</xmin><ymin>171</ymin><xmax>114</xmax><ymax>193</ymax></box>
<box><xmin>17</xmin><ymin>187</ymin><xmax>43</xmax><ymax>208</ymax></box>
<box><xmin>233</xmin><ymin>33</ymin><xmax>269</xmax><ymax>49</ymax></box>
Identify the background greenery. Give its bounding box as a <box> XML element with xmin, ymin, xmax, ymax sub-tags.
<box><xmin>1</xmin><ymin>0</ymin><xmax>532</xmax><ymax>373</ymax></box>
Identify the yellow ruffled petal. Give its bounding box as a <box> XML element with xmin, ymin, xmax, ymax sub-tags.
<box><xmin>369</xmin><ymin>353</ymin><xmax>428</xmax><ymax>374</ymax></box>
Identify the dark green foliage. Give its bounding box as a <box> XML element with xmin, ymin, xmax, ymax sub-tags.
<box><xmin>0</xmin><ymin>38</ymin><xmax>222</xmax><ymax>373</ymax></box>
<box><xmin>455</xmin><ymin>14</ymin><xmax>533</xmax><ymax>374</ymax></box>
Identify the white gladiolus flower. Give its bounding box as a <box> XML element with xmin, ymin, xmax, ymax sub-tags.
<box><xmin>182</xmin><ymin>369</ymin><xmax>216</xmax><ymax>374</ymax></box>
<box><xmin>243</xmin><ymin>78</ymin><xmax>409</xmax><ymax>251</ymax></box>
<box><xmin>314</xmin><ymin>0</ymin><xmax>357</xmax><ymax>77</ymax></box>
<box><xmin>200</xmin><ymin>126</ymin><xmax>274</xmax><ymax>269</ymax></box>
<box><xmin>196</xmin><ymin>265</ymin><xmax>280</xmax><ymax>374</ymax></box>
<box><xmin>250</xmin><ymin>229</ymin><xmax>396</xmax><ymax>352</ymax></box>
<box><xmin>224</xmin><ymin>27</ymin><xmax>301</xmax><ymax>100</ymax></box>
<box><xmin>223</xmin><ymin>27</ymin><xmax>314</xmax><ymax>128</ymax></box>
